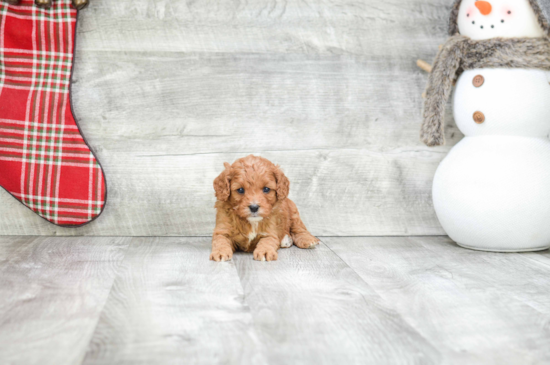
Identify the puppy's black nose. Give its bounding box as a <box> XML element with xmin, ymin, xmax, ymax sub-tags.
<box><xmin>249</xmin><ymin>205</ymin><xmax>260</xmax><ymax>213</ymax></box>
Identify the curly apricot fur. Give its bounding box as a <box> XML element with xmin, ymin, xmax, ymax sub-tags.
<box><xmin>210</xmin><ymin>155</ymin><xmax>319</xmax><ymax>262</ymax></box>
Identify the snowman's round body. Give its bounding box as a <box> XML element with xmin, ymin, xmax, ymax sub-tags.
<box><xmin>434</xmin><ymin>69</ymin><xmax>550</xmax><ymax>251</ymax></box>
<box><xmin>432</xmin><ymin>0</ymin><xmax>550</xmax><ymax>251</ymax></box>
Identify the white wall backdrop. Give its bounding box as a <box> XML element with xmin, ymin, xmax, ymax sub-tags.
<box><xmin>0</xmin><ymin>0</ymin><xmax>461</xmax><ymax>236</ymax></box>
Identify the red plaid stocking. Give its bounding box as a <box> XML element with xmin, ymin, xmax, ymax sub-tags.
<box><xmin>0</xmin><ymin>0</ymin><xmax>106</xmax><ymax>226</ymax></box>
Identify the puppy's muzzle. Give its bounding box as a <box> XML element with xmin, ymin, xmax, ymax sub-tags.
<box><xmin>249</xmin><ymin>204</ymin><xmax>260</xmax><ymax>213</ymax></box>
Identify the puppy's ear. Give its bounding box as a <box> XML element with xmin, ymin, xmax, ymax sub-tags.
<box><xmin>214</xmin><ymin>162</ymin><xmax>232</xmax><ymax>201</ymax></box>
<box><xmin>274</xmin><ymin>165</ymin><xmax>290</xmax><ymax>200</ymax></box>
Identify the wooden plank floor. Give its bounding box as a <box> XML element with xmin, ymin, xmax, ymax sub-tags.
<box><xmin>1</xmin><ymin>236</ymin><xmax>549</xmax><ymax>364</ymax></box>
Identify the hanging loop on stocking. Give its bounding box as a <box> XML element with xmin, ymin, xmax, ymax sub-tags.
<box><xmin>35</xmin><ymin>0</ymin><xmax>52</xmax><ymax>9</ymax></box>
<box><xmin>72</xmin><ymin>0</ymin><xmax>88</xmax><ymax>10</ymax></box>
<box><xmin>2</xmin><ymin>0</ymin><xmax>89</xmax><ymax>10</ymax></box>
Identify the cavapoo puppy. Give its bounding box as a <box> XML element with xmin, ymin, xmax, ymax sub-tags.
<box><xmin>210</xmin><ymin>155</ymin><xmax>319</xmax><ymax>262</ymax></box>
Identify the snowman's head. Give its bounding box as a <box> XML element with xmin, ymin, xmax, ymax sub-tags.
<box><xmin>450</xmin><ymin>0</ymin><xmax>550</xmax><ymax>39</ymax></box>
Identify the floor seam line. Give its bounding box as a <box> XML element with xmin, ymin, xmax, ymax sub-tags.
<box><xmin>76</xmin><ymin>238</ymin><xmax>133</xmax><ymax>365</ymax></box>
<box><xmin>231</xmin><ymin>255</ymin><xmax>273</xmax><ymax>365</ymax></box>
<box><xmin>321</xmin><ymin>238</ymin><xmax>374</xmax><ymax>288</ymax></box>
<box><xmin>321</xmin><ymin>238</ymin><xmax>443</xmax><ymax>357</ymax></box>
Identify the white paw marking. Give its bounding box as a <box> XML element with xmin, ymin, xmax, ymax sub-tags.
<box><xmin>281</xmin><ymin>235</ymin><xmax>293</xmax><ymax>248</ymax></box>
<box><xmin>261</xmin><ymin>257</ymin><xmax>266</xmax><ymax>262</ymax></box>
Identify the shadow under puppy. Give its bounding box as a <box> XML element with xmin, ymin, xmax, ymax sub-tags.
<box><xmin>210</xmin><ymin>155</ymin><xmax>319</xmax><ymax>262</ymax></box>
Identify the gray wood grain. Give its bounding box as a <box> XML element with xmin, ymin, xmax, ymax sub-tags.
<box><xmin>84</xmin><ymin>237</ymin><xmax>441</xmax><ymax>365</ymax></box>
<box><xmin>233</xmin><ymin>242</ymin><xmax>440</xmax><ymax>365</ymax></box>
<box><xmin>0</xmin><ymin>236</ymin><xmax>129</xmax><ymax>365</ymax></box>
<box><xmin>0</xmin><ymin>149</ymin><xmax>447</xmax><ymax>236</ymax></box>
<box><xmin>1</xmin><ymin>236</ymin><xmax>549</xmax><ymax>364</ymax></box>
<box><xmin>0</xmin><ymin>0</ymin><xmax>457</xmax><ymax>236</ymax></box>
<box><xmin>82</xmin><ymin>237</ymin><xmax>265</xmax><ymax>365</ymax></box>
<box><xmin>324</xmin><ymin>236</ymin><xmax>550</xmax><ymax>365</ymax></box>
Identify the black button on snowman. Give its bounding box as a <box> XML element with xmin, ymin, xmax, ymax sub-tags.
<box><xmin>421</xmin><ymin>0</ymin><xmax>550</xmax><ymax>252</ymax></box>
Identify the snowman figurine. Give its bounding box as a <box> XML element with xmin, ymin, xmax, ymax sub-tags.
<box><xmin>421</xmin><ymin>0</ymin><xmax>550</xmax><ymax>251</ymax></box>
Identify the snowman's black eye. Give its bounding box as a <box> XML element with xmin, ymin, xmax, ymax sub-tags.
<box><xmin>508</xmin><ymin>11</ymin><xmax>512</xmax><ymax>14</ymax></box>
<box><xmin>467</xmin><ymin>13</ymin><xmax>470</xmax><ymax>17</ymax></box>
<box><xmin>501</xmin><ymin>19</ymin><xmax>505</xmax><ymax>23</ymax></box>
<box><xmin>237</xmin><ymin>188</ymin><xmax>244</xmax><ymax>194</ymax></box>
<box><xmin>472</xmin><ymin>21</ymin><xmax>475</xmax><ymax>24</ymax></box>
<box><xmin>491</xmin><ymin>25</ymin><xmax>494</xmax><ymax>28</ymax></box>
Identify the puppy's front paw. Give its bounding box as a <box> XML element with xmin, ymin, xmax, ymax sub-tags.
<box><xmin>210</xmin><ymin>249</ymin><xmax>233</xmax><ymax>262</ymax></box>
<box><xmin>253</xmin><ymin>248</ymin><xmax>278</xmax><ymax>262</ymax></box>
<box><xmin>293</xmin><ymin>233</ymin><xmax>320</xmax><ymax>249</ymax></box>
<box><xmin>280</xmin><ymin>235</ymin><xmax>293</xmax><ymax>248</ymax></box>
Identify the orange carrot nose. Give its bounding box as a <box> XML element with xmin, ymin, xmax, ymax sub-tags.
<box><xmin>475</xmin><ymin>1</ymin><xmax>492</xmax><ymax>15</ymax></box>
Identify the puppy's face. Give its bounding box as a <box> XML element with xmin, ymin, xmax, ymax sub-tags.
<box><xmin>214</xmin><ymin>155</ymin><xmax>289</xmax><ymax>222</ymax></box>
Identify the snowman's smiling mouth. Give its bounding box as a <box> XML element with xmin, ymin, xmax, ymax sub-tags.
<box><xmin>466</xmin><ymin>7</ymin><xmax>512</xmax><ymax>32</ymax></box>
<box><xmin>470</xmin><ymin>19</ymin><xmax>506</xmax><ymax>30</ymax></box>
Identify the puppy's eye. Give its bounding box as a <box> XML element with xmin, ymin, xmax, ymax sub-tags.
<box><xmin>263</xmin><ymin>187</ymin><xmax>271</xmax><ymax>193</ymax></box>
<box><xmin>237</xmin><ymin>188</ymin><xmax>245</xmax><ymax>194</ymax></box>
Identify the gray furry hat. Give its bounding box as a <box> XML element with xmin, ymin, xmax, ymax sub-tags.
<box><xmin>420</xmin><ymin>0</ymin><xmax>550</xmax><ymax>146</ymax></box>
<box><xmin>448</xmin><ymin>0</ymin><xmax>550</xmax><ymax>36</ymax></box>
